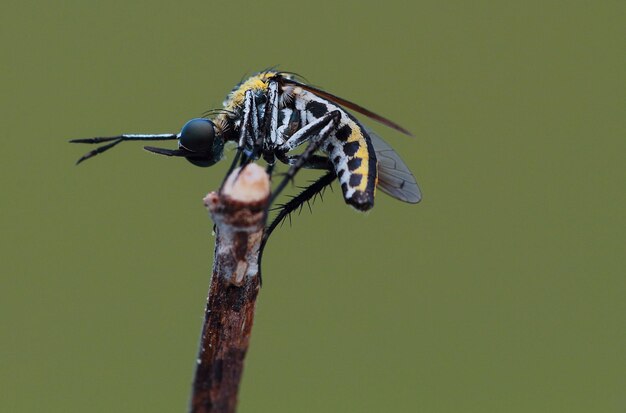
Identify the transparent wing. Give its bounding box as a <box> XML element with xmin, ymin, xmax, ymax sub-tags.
<box><xmin>368</xmin><ymin>129</ymin><xmax>422</xmax><ymax>203</ymax></box>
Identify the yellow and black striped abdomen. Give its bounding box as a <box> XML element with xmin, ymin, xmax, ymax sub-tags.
<box><xmin>324</xmin><ymin>118</ymin><xmax>378</xmax><ymax>211</ymax></box>
<box><xmin>290</xmin><ymin>88</ymin><xmax>379</xmax><ymax>211</ymax></box>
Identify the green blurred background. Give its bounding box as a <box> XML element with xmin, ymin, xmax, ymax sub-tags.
<box><xmin>1</xmin><ymin>1</ymin><xmax>624</xmax><ymax>412</ymax></box>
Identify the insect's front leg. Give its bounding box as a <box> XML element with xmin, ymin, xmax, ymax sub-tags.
<box><xmin>221</xmin><ymin>90</ymin><xmax>258</xmax><ymax>189</ymax></box>
<box><xmin>257</xmin><ymin>80</ymin><xmax>280</xmax><ymax>165</ymax></box>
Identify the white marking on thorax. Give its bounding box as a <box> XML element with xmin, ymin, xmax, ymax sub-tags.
<box><xmin>276</xmin><ymin>108</ymin><xmax>293</xmax><ymax>144</ymax></box>
<box><xmin>268</xmin><ymin>82</ymin><xmax>280</xmax><ymax>146</ymax></box>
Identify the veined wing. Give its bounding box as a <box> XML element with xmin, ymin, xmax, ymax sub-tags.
<box><xmin>368</xmin><ymin>128</ymin><xmax>421</xmax><ymax>203</ymax></box>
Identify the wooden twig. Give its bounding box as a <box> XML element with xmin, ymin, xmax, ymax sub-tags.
<box><xmin>190</xmin><ymin>164</ymin><xmax>270</xmax><ymax>413</ymax></box>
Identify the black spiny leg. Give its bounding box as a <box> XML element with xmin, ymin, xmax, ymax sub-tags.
<box><xmin>257</xmin><ymin>108</ymin><xmax>341</xmax><ymax>282</ymax></box>
<box><xmin>258</xmin><ymin>171</ymin><xmax>336</xmax><ymax>283</ymax></box>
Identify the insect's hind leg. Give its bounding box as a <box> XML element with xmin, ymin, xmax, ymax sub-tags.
<box><xmin>257</xmin><ymin>113</ymin><xmax>338</xmax><ymax>283</ymax></box>
<box><xmin>258</xmin><ymin>170</ymin><xmax>336</xmax><ymax>283</ymax></box>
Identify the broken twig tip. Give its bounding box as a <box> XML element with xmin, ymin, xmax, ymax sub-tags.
<box><xmin>190</xmin><ymin>162</ymin><xmax>269</xmax><ymax>413</ymax></box>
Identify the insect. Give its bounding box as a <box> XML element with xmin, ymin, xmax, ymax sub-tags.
<box><xmin>71</xmin><ymin>70</ymin><xmax>421</xmax><ymax>271</ymax></box>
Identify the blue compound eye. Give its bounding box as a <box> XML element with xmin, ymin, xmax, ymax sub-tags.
<box><xmin>179</xmin><ymin>118</ymin><xmax>215</xmax><ymax>152</ymax></box>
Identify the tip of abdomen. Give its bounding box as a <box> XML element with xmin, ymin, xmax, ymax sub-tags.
<box><xmin>347</xmin><ymin>190</ymin><xmax>374</xmax><ymax>211</ymax></box>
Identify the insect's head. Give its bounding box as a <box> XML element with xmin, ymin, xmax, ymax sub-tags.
<box><xmin>172</xmin><ymin>118</ymin><xmax>224</xmax><ymax>167</ymax></box>
<box><xmin>71</xmin><ymin>117</ymin><xmax>224</xmax><ymax>166</ymax></box>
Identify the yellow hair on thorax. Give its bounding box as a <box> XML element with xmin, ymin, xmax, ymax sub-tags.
<box><xmin>223</xmin><ymin>71</ymin><xmax>277</xmax><ymax>111</ymax></box>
